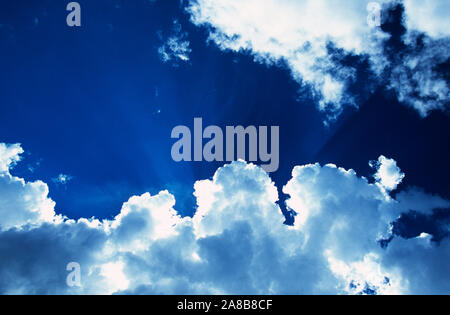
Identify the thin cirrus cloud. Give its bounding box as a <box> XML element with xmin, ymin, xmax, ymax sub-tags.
<box><xmin>186</xmin><ymin>0</ymin><xmax>449</xmax><ymax>120</ymax></box>
<box><xmin>0</xmin><ymin>143</ymin><xmax>449</xmax><ymax>294</ymax></box>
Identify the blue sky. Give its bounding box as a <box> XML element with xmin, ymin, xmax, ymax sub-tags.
<box><xmin>0</xmin><ymin>0</ymin><xmax>449</xmax><ymax>294</ymax></box>
<box><xmin>0</xmin><ymin>0</ymin><xmax>342</xmax><ymax>220</ymax></box>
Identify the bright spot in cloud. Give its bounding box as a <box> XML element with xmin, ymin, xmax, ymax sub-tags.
<box><xmin>371</xmin><ymin>155</ymin><xmax>405</xmax><ymax>191</ymax></box>
<box><xmin>100</xmin><ymin>261</ymin><xmax>130</xmax><ymax>293</ymax></box>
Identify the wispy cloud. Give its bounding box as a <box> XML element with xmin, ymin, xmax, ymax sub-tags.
<box><xmin>158</xmin><ymin>20</ymin><xmax>192</xmax><ymax>65</ymax></box>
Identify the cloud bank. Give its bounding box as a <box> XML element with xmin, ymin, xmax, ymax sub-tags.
<box><xmin>186</xmin><ymin>0</ymin><xmax>449</xmax><ymax>119</ymax></box>
<box><xmin>0</xmin><ymin>143</ymin><xmax>449</xmax><ymax>294</ymax></box>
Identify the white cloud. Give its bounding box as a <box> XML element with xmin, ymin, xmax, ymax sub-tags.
<box><xmin>382</xmin><ymin>233</ymin><xmax>450</xmax><ymax>294</ymax></box>
<box><xmin>327</xmin><ymin>252</ymin><xmax>404</xmax><ymax>295</ymax></box>
<box><xmin>158</xmin><ymin>20</ymin><xmax>192</xmax><ymax>64</ymax></box>
<box><xmin>100</xmin><ymin>261</ymin><xmax>130</xmax><ymax>294</ymax></box>
<box><xmin>0</xmin><ymin>143</ymin><xmax>23</xmax><ymax>174</ymax></box>
<box><xmin>109</xmin><ymin>191</ymin><xmax>185</xmax><ymax>251</ymax></box>
<box><xmin>52</xmin><ymin>174</ymin><xmax>73</xmax><ymax>185</ymax></box>
<box><xmin>389</xmin><ymin>35</ymin><xmax>449</xmax><ymax>117</ymax></box>
<box><xmin>371</xmin><ymin>155</ymin><xmax>405</xmax><ymax>191</ymax></box>
<box><xmin>187</xmin><ymin>0</ymin><xmax>387</xmax><ymax>118</ymax></box>
<box><xmin>186</xmin><ymin>0</ymin><xmax>449</xmax><ymax>119</ymax></box>
<box><xmin>403</xmin><ymin>0</ymin><xmax>450</xmax><ymax>38</ymax></box>
<box><xmin>0</xmin><ymin>144</ymin><xmax>60</xmax><ymax>231</ymax></box>
<box><xmin>193</xmin><ymin>162</ymin><xmax>282</xmax><ymax>238</ymax></box>
<box><xmin>0</xmin><ymin>143</ymin><xmax>449</xmax><ymax>294</ymax></box>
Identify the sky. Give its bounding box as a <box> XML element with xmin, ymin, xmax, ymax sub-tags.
<box><xmin>0</xmin><ymin>0</ymin><xmax>449</xmax><ymax>294</ymax></box>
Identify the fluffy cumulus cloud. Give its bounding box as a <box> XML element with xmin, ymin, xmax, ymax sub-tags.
<box><xmin>186</xmin><ymin>0</ymin><xmax>449</xmax><ymax>119</ymax></box>
<box><xmin>0</xmin><ymin>143</ymin><xmax>22</xmax><ymax>173</ymax></box>
<box><xmin>0</xmin><ymin>143</ymin><xmax>449</xmax><ymax>294</ymax></box>
<box><xmin>0</xmin><ymin>143</ymin><xmax>60</xmax><ymax>231</ymax></box>
<box><xmin>370</xmin><ymin>155</ymin><xmax>405</xmax><ymax>191</ymax></box>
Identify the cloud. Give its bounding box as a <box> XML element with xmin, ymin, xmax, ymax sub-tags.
<box><xmin>0</xmin><ymin>143</ymin><xmax>449</xmax><ymax>294</ymax></box>
<box><xmin>388</xmin><ymin>34</ymin><xmax>449</xmax><ymax>116</ymax></box>
<box><xmin>52</xmin><ymin>174</ymin><xmax>73</xmax><ymax>185</ymax></box>
<box><xmin>158</xmin><ymin>20</ymin><xmax>192</xmax><ymax>65</ymax></box>
<box><xmin>385</xmin><ymin>235</ymin><xmax>450</xmax><ymax>294</ymax></box>
<box><xmin>187</xmin><ymin>0</ymin><xmax>386</xmax><ymax>119</ymax></box>
<box><xmin>0</xmin><ymin>143</ymin><xmax>23</xmax><ymax>174</ymax></box>
<box><xmin>0</xmin><ymin>144</ymin><xmax>59</xmax><ymax>231</ymax></box>
<box><xmin>186</xmin><ymin>0</ymin><xmax>449</xmax><ymax>119</ymax></box>
<box><xmin>402</xmin><ymin>0</ymin><xmax>450</xmax><ymax>38</ymax></box>
<box><xmin>370</xmin><ymin>155</ymin><xmax>405</xmax><ymax>191</ymax></box>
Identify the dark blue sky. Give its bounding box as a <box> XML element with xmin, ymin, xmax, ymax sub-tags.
<box><xmin>0</xmin><ymin>0</ymin><xmax>449</xmax><ymax>223</ymax></box>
